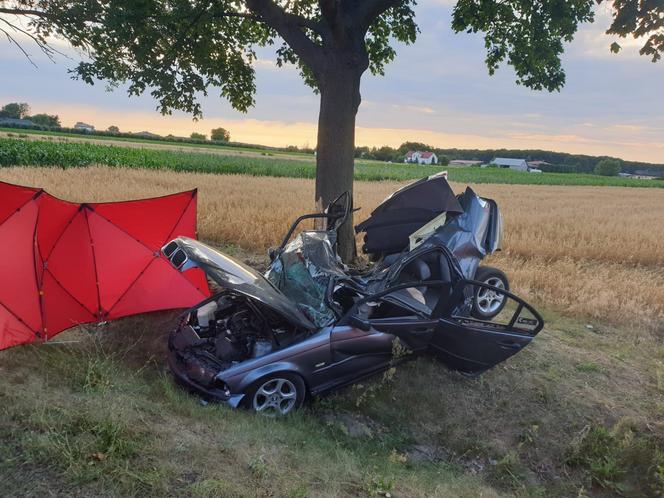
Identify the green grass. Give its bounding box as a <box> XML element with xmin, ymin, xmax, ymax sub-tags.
<box><xmin>1</xmin><ymin>307</ymin><xmax>663</xmax><ymax>497</ymax></box>
<box><xmin>0</xmin><ymin>321</ymin><xmax>496</xmax><ymax>498</ymax></box>
<box><xmin>575</xmin><ymin>362</ymin><xmax>602</xmax><ymax>373</ymax></box>
<box><xmin>1</xmin><ymin>136</ymin><xmax>663</xmax><ymax>187</ymax></box>
<box><xmin>0</xmin><ymin>126</ymin><xmax>310</xmax><ymax>157</ymax></box>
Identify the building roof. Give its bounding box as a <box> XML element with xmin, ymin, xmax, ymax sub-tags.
<box><xmin>405</xmin><ymin>150</ymin><xmax>416</xmax><ymax>158</ymax></box>
<box><xmin>491</xmin><ymin>157</ymin><xmax>527</xmax><ymax>166</ymax></box>
<box><xmin>419</xmin><ymin>151</ymin><xmax>435</xmax><ymax>159</ymax></box>
<box><xmin>527</xmin><ymin>160</ymin><xmax>551</xmax><ymax>166</ymax></box>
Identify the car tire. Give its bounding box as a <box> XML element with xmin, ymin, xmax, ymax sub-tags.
<box><xmin>471</xmin><ymin>266</ymin><xmax>510</xmax><ymax>320</ymax></box>
<box><xmin>245</xmin><ymin>372</ymin><xmax>306</xmax><ymax>416</ymax></box>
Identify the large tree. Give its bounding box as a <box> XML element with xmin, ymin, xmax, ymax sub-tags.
<box><xmin>1</xmin><ymin>1</ymin><xmax>662</xmax><ymax>260</ymax></box>
<box><xmin>0</xmin><ymin>102</ymin><xmax>30</xmax><ymax>119</ymax></box>
<box><xmin>29</xmin><ymin>112</ymin><xmax>60</xmax><ymax>127</ymax></box>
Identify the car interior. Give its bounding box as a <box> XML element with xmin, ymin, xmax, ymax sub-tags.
<box><xmin>386</xmin><ymin>249</ymin><xmax>455</xmax><ymax>316</ymax></box>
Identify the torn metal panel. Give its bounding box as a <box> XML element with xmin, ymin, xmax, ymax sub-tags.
<box><xmin>428</xmin><ymin>187</ymin><xmax>494</xmax><ymax>279</ymax></box>
<box><xmin>355</xmin><ymin>173</ymin><xmax>463</xmax><ymax>255</ymax></box>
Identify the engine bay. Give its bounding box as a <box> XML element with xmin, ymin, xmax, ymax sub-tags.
<box><xmin>170</xmin><ymin>293</ymin><xmax>309</xmax><ymax>388</ymax></box>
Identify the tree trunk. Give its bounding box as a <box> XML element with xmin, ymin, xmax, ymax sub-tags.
<box><xmin>315</xmin><ymin>65</ymin><xmax>363</xmax><ymax>263</ymax></box>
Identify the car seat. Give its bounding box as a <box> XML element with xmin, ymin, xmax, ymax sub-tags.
<box><xmin>393</xmin><ymin>250</ymin><xmax>453</xmax><ymax>316</ymax></box>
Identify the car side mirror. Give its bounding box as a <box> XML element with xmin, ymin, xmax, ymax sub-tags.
<box><xmin>349</xmin><ymin>315</ymin><xmax>371</xmax><ymax>331</ymax></box>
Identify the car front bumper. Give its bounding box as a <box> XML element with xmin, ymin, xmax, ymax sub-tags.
<box><xmin>167</xmin><ymin>352</ymin><xmax>245</xmax><ymax>408</ymax></box>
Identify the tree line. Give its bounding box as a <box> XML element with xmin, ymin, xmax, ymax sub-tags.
<box><xmin>355</xmin><ymin>142</ymin><xmax>664</xmax><ymax>176</ymax></box>
<box><xmin>2</xmin><ymin>102</ymin><xmax>661</xmax><ymax>176</ymax></box>
<box><xmin>0</xmin><ymin>102</ymin><xmax>60</xmax><ymax>127</ymax></box>
<box><xmin>0</xmin><ymin>101</ymin><xmax>234</xmax><ymax>146</ymax></box>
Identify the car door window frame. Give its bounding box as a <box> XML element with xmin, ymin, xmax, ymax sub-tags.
<box><xmin>441</xmin><ymin>278</ymin><xmax>544</xmax><ymax>336</ymax></box>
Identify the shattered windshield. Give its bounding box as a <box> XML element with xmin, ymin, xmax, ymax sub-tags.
<box><xmin>265</xmin><ymin>231</ymin><xmax>347</xmax><ymax>327</ymax></box>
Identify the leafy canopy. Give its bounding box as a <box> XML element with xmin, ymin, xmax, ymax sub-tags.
<box><xmin>0</xmin><ymin>102</ymin><xmax>30</xmax><ymax>119</ymax></box>
<box><xmin>29</xmin><ymin>113</ymin><xmax>60</xmax><ymax>127</ymax></box>
<box><xmin>0</xmin><ymin>0</ymin><xmax>661</xmax><ymax>117</ymax></box>
<box><xmin>594</xmin><ymin>158</ymin><xmax>622</xmax><ymax>176</ymax></box>
<box><xmin>0</xmin><ymin>1</ymin><xmax>418</xmax><ymax>116</ymax></box>
<box><xmin>210</xmin><ymin>127</ymin><xmax>231</xmax><ymax>141</ymax></box>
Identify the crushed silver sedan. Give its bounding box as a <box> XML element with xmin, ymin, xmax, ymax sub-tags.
<box><xmin>163</xmin><ymin>174</ymin><xmax>543</xmax><ymax>415</ymax></box>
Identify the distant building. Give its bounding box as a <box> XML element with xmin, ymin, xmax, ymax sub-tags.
<box><xmin>490</xmin><ymin>157</ymin><xmax>529</xmax><ymax>172</ymax></box>
<box><xmin>74</xmin><ymin>122</ymin><xmax>95</xmax><ymax>132</ymax></box>
<box><xmin>634</xmin><ymin>169</ymin><xmax>662</xmax><ymax>179</ymax></box>
<box><xmin>619</xmin><ymin>172</ymin><xmax>657</xmax><ymax>180</ymax></box>
<box><xmin>527</xmin><ymin>160</ymin><xmax>551</xmax><ymax>168</ymax></box>
<box><xmin>449</xmin><ymin>159</ymin><xmax>482</xmax><ymax>167</ymax></box>
<box><xmin>0</xmin><ymin>117</ymin><xmax>35</xmax><ymax>127</ymax></box>
<box><xmin>404</xmin><ymin>150</ymin><xmax>438</xmax><ymax>165</ymax></box>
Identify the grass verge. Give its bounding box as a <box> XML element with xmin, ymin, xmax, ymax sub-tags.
<box><xmin>1</xmin><ymin>304</ymin><xmax>662</xmax><ymax>497</ymax></box>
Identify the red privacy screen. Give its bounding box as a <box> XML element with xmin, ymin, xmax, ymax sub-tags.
<box><xmin>0</xmin><ymin>181</ymin><xmax>210</xmax><ymax>350</ymax></box>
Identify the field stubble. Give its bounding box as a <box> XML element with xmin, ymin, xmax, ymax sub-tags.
<box><xmin>2</xmin><ymin>166</ymin><xmax>663</xmax><ymax>332</ymax></box>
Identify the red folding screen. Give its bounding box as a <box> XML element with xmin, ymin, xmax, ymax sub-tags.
<box><xmin>0</xmin><ymin>181</ymin><xmax>210</xmax><ymax>350</ymax></box>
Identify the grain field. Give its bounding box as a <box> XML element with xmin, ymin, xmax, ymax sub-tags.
<box><xmin>2</xmin><ymin>166</ymin><xmax>663</xmax><ymax>331</ymax></box>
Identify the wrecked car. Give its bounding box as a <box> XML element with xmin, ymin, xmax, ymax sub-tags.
<box><xmin>162</xmin><ymin>174</ymin><xmax>543</xmax><ymax>415</ymax></box>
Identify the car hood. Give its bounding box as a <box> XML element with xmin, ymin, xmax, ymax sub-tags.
<box><xmin>165</xmin><ymin>237</ymin><xmax>316</xmax><ymax>330</ymax></box>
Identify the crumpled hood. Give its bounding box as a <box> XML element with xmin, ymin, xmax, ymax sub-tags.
<box><xmin>164</xmin><ymin>237</ymin><xmax>315</xmax><ymax>330</ymax></box>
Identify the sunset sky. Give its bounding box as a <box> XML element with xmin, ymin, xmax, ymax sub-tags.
<box><xmin>1</xmin><ymin>1</ymin><xmax>662</xmax><ymax>163</ymax></box>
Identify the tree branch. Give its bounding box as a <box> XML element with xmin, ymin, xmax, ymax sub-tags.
<box><xmin>0</xmin><ymin>26</ymin><xmax>37</xmax><ymax>67</ymax></box>
<box><xmin>245</xmin><ymin>0</ymin><xmax>325</xmax><ymax>75</ymax></box>
<box><xmin>318</xmin><ymin>0</ymin><xmax>338</xmax><ymax>24</ymax></box>
<box><xmin>0</xmin><ymin>16</ymin><xmax>60</xmax><ymax>64</ymax></box>
<box><xmin>349</xmin><ymin>0</ymin><xmax>402</xmax><ymax>31</ymax></box>
<box><xmin>0</xmin><ymin>7</ymin><xmax>53</xmax><ymax>20</ymax></box>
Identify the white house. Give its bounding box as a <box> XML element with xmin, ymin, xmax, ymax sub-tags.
<box><xmin>490</xmin><ymin>157</ymin><xmax>528</xmax><ymax>172</ymax></box>
<box><xmin>404</xmin><ymin>150</ymin><xmax>438</xmax><ymax>165</ymax></box>
<box><xmin>74</xmin><ymin>122</ymin><xmax>95</xmax><ymax>133</ymax></box>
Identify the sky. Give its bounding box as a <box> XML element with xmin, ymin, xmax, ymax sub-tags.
<box><xmin>0</xmin><ymin>2</ymin><xmax>662</xmax><ymax>163</ymax></box>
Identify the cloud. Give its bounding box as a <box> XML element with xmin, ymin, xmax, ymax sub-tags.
<box><xmin>391</xmin><ymin>103</ymin><xmax>436</xmax><ymax>115</ymax></box>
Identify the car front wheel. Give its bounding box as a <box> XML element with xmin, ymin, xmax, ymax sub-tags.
<box><xmin>471</xmin><ymin>266</ymin><xmax>509</xmax><ymax>320</ymax></box>
<box><xmin>246</xmin><ymin>373</ymin><xmax>305</xmax><ymax>416</ymax></box>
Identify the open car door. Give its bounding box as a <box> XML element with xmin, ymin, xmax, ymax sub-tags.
<box><xmin>344</xmin><ymin>279</ymin><xmax>543</xmax><ymax>375</ymax></box>
<box><xmin>430</xmin><ymin>280</ymin><xmax>543</xmax><ymax>374</ymax></box>
<box><xmin>344</xmin><ymin>280</ymin><xmax>454</xmax><ymax>354</ymax></box>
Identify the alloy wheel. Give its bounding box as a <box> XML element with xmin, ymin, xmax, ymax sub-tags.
<box><xmin>476</xmin><ymin>276</ymin><xmax>506</xmax><ymax>315</ymax></box>
<box><xmin>252</xmin><ymin>377</ymin><xmax>298</xmax><ymax>416</ymax></box>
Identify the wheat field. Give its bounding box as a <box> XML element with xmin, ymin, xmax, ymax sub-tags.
<box><xmin>2</xmin><ymin>166</ymin><xmax>663</xmax><ymax>331</ymax></box>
